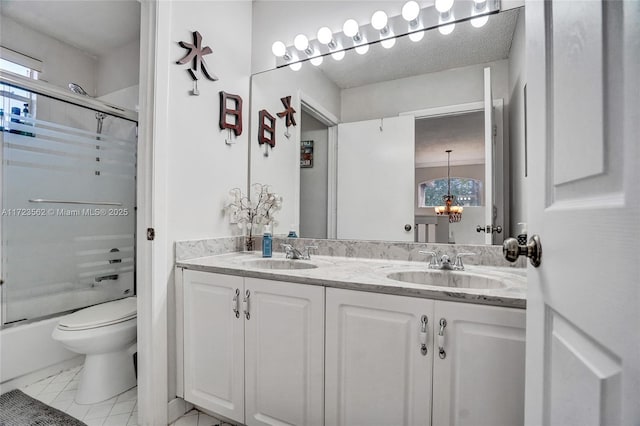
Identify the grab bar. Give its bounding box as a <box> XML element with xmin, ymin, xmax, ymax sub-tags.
<box><xmin>29</xmin><ymin>199</ymin><xmax>122</xmax><ymax>206</ymax></box>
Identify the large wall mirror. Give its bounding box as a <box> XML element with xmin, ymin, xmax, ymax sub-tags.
<box><xmin>250</xmin><ymin>5</ymin><xmax>527</xmax><ymax>246</ymax></box>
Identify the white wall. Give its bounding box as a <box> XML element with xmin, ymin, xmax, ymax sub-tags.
<box><xmin>250</xmin><ymin>65</ymin><xmax>340</xmax><ymax>235</ymax></box>
<box><xmin>300</xmin><ymin>111</ymin><xmax>328</xmax><ymax>239</ymax></box>
<box><xmin>0</xmin><ymin>14</ymin><xmax>97</xmax><ymax>95</ymax></box>
<box><xmin>156</xmin><ymin>1</ymin><xmax>253</xmax><ymax>403</ymax></box>
<box><xmin>341</xmin><ymin>59</ymin><xmax>510</xmax><ymax>122</ymax></box>
<box><xmin>508</xmin><ymin>9</ymin><xmax>526</xmax><ymax>235</ymax></box>
<box><xmin>97</xmin><ymin>39</ymin><xmax>140</xmax><ymax>98</ymax></box>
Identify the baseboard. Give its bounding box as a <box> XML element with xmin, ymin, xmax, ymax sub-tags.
<box><xmin>0</xmin><ymin>355</ymin><xmax>84</xmax><ymax>394</ymax></box>
<box><xmin>168</xmin><ymin>397</ymin><xmax>193</xmax><ymax>424</ymax></box>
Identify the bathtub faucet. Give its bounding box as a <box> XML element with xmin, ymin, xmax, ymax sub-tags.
<box><xmin>95</xmin><ymin>274</ymin><xmax>118</xmax><ymax>283</ymax></box>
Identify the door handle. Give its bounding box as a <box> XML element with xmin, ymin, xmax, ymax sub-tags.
<box><xmin>232</xmin><ymin>288</ymin><xmax>240</xmax><ymax>318</ymax></box>
<box><xmin>242</xmin><ymin>289</ymin><xmax>251</xmax><ymax>320</ymax></box>
<box><xmin>503</xmin><ymin>234</ymin><xmax>542</xmax><ymax>267</ymax></box>
<box><xmin>438</xmin><ymin>318</ymin><xmax>447</xmax><ymax>359</ymax></box>
<box><xmin>419</xmin><ymin>315</ymin><xmax>428</xmax><ymax>356</ymax></box>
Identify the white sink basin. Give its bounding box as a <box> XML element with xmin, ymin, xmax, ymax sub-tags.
<box><xmin>386</xmin><ymin>270</ymin><xmax>506</xmax><ymax>289</ymax></box>
<box><xmin>242</xmin><ymin>258</ymin><xmax>318</xmax><ymax>270</ymax></box>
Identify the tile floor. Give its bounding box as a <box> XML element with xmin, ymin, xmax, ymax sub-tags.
<box><xmin>21</xmin><ymin>366</ymin><xmax>138</xmax><ymax>426</ymax></box>
<box><xmin>169</xmin><ymin>409</ymin><xmax>235</xmax><ymax>426</ymax></box>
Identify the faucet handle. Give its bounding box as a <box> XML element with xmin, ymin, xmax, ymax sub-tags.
<box><xmin>281</xmin><ymin>244</ymin><xmax>293</xmax><ymax>258</ymax></box>
<box><xmin>454</xmin><ymin>252</ymin><xmax>475</xmax><ymax>270</ymax></box>
<box><xmin>304</xmin><ymin>245</ymin><xmax>318</xmax><ymax>259</ymax></box>
<box><xmin>419</xmin><ymin>250</ymin><xmax>439</xmax><ymax>267</ymax></box>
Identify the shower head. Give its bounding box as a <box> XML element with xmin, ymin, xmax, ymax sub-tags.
<box><xmin>68</xmin><ymin>82</ymin><xmax>89</xmax><ymax>96</ymax></box>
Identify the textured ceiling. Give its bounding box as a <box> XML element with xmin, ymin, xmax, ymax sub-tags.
<box><xmin>315</xmin><ymin>8</ymin><xmax>520</xmax><ymax>89</ymax></box>
<box><xmin>1</xmin><ymin>0</ymin><xmax>140</xmax><ymax>57</ymax></box>
<box><xmin>415</xmin><ymin>111</ymin><xmax>485</xmax><ymax>167</ymax></box>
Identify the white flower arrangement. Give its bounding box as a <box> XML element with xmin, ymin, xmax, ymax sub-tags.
<box><xmin>225</xmin><ymin>183</ymin><xmax>283</xmax><ymax>250</ymax></box>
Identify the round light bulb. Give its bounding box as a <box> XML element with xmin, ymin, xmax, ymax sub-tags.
<box><xmin>402</xmin><ymin>1</ymin><xmax>420</xmax><ymax>22</ymax></box>
<box><xmin>289</xmin><ymin>62</ymin><xmax>302</xmax><ymax>71</ymax></box>
<box><xmin>310</xmin><ymin>55</ymin><xmax>323</xmax><ymax>66</ymax></box>
<box><xmin>331</xmin><ymin>50</ymin><xmax>345</xmax><ymax>61</ymax></box>
<box><xmin>371</xmin><ymin>10</ymin><xmax>388</xmax><ymax>30</ymax></box>
<box><xmin>409</xmin><ymin>30</ymin><xmax>425</xmax><ymax>42</ymax></box>
<box><xmin>355</xmin><ymin>44</ymin><xmax>369</xmax><ymax>55</ymax></box>
<box><xmin>317</xmin><ymin>27</ymin><xmax>333</xmax><ymax>45</ymax></box>
<box><xmin>435</xmin><ymin>0</ymin><xmax>455</xmax><ymax>13</ymax></box>
<box><xmin>271</xmin><ymin>41</ymin><xmax>286</xmax><ymax>57</ymax></box>
<box><xmin>381</xmin><ymin>37</ymin><xmax>396</xmax><ymax>49</ymax></box>
<box><xmin>471</xmin><ymin>14</ymin><xmax>489</xmax><ymax>28</ymax></box>
<box><xmin>294</xmin><ymin>34</ymin><xmax>309</xmax><ymax>51</ymax></box>
<box><xmin>343</xmin><ymin>19</ymin><xmax>359</xmax><ymax>37</ymax></box>
<box><xmin>438</xmin><ymin>22</ymin><xmax>455</xmax><ymax>35</ymax></box>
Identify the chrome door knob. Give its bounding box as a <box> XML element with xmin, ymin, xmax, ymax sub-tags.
<box><xmin>503</xmin><ymin>234</ymin><xmax>542</xmax><ymax>267</ymax></box>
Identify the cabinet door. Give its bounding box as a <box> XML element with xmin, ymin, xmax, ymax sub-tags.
<box><xmin>325</xmin><ymin>288</ymin><xmax>434</xmax><ymax>426</ymax></box>
<box><xmin>432</xmin><ymin>301</ymin><xmax>525</xmax><ymax>426</ymax></box>
<box><xmin>244</xmin><ymin>278</ymin><xmax>324</xmax><ymax>426</ymax></box>
<box><xmin>183</xmin><ymin>270</ymin><xmax>244</xmax><ymax>423</ymax></box>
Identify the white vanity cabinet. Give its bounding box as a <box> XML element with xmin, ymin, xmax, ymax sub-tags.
<box><xmin>431</xmin><ymin>300</ymin><xmax>526</xmax><ymax>426</ymax></box>
<box><xmin>182</xmin><ymin>270</ymin><xmax>324</xmax><ymax>426</ymax></box>
<box><xmin>183</xmin><ymin>270</ymin><xmax>245</xmax><ymax>422</ymax></box>
<box><xmin>244</xmin><ymin>277</ymin><xmax>325</xmax><ymax>426</ymax></box>
<box><xmin>325</xmin><ymin>288</ymin><xmax>435</xmax><ymax>426</ymax></box>
<box><xmin>324</xmin><ymin>288</ymin><xmax>526</xmax><ymax>426</ymax></box>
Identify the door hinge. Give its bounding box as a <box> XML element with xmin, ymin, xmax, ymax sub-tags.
<box><xmin>147</xmin><ymin>227</ymin><xmax>155</xmax><ymax>241</ymax></box>
<box><xmin>493</xmin><ymin>124</ymin><xmax>497</xmax><ymax>138</ymax></box>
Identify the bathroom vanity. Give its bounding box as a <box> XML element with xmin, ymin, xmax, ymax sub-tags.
<box><xmin>175</xmin><ymin>247</ymin><xmax>525</xmax><ymax>426</ymax></box>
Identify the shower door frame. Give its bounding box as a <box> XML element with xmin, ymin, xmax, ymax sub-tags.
<box><xmin>0</xmin><ymin>70</ymin><xmax>139</xmax><ymax>327</ymax></box>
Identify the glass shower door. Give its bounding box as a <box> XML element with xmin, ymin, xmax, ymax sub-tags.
<box><xmin>1</xmin><ymin>84</ymin><xmax>136</xmax><ymax>325</ymax></box>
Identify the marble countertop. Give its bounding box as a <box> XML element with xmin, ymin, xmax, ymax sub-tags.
<box><xmin>177</xmin><ymin>252</ymin><xmax>526</xmax><ymax>309</ymax></box>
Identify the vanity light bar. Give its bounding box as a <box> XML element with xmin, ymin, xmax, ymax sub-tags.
<box><xmin>273</xmin><ymin>0</ymin><xmax>501</xmax><ymax>68</ymax></box>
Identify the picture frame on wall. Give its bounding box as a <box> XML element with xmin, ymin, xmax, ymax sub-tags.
<box><xmin>300</xmin><ymin>140</ymin><xmax>313</xmax><ymax>168</ymax></box>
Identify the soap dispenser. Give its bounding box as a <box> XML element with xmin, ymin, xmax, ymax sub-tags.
<box><xmin>262</xmin><ymin>224</ymin><xmax>273</xmax><ymax>258</ymax></box>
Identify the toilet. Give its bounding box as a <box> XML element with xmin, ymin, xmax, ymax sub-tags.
<box><xmin>52</xmin><ymin>296</ymin><xmax>137</xmax><ymax>404</ymax></box>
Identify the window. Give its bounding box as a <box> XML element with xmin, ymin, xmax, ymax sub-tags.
<box><xmin>1</xmin><ymin>49</ymin><xmax>40</xmax><ymax>126</ymax></box>
<box><xmin>419</xmin><ymin>177</ymin><xmax>483</xmax><ymax>207</ymax></box>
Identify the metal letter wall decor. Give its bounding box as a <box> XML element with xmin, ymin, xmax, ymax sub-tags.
<box><xmin>258</xmin><ymin>109</ymin><xmax>276</xmax><ymax>148</ymax></box>
<box><xmin>176</xmin><ymin>30</ymin><xmax>218</xmax><ymax>95</ymax></box>
<box><xmin>277</xmin><ymin>96</ymin><xmax>297</xmax><ymax>139</ymax></box>
<box><xmin>219</xmin><ymin>91</ymin><xmax>243</xmax><ymax>136</ymax></box>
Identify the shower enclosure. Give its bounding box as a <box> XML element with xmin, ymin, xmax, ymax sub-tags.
<box><xmin>0</xmin><ymin>72</ymin><xmax>137</xmax><ymax>326</ymax></box>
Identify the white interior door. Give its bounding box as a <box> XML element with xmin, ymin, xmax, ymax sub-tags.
<box><xmin>526</xmin><ymin>1</ymin><xmax>640</xmax><ymax>424</ymax></box>
<box><xmin>483</xmin><ymin>67</ymin><xmax>494</xmax><ymax>245</ymax></box>
<box><xmin>337</xmin><ymin>115</ymin><xmax>414</xmax><ymax>241</ymax></box>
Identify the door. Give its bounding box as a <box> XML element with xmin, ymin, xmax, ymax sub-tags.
<box><xmin>325</xmin><ymin>288</ymin><xmax>433</xmax><ymax>426</ymax></box>
<box><xmin>431</xmin><ymin>301</ymin><xmax>526</xmax><ymax>426</ymax></box>
<box><xmin>337</xmin><ymin>115</ymin><xmax>415</xmax><ymax>241</ymax></box>
<box><xmin>483</xmin><ymin>67</ymin><xmax>495</xmax><ymax>245</ymax></box>
<box><xmin>526</xmin><ymin>1</ymin><xmax>640</xmax><ymax>424</ymax></box>
<box><xmin>244</xmin><ymin>278</ymin><xmax>324</xmax><ymax>426</ymax></box>
<box><xmin>183</xmin><ymin>271</ymin><xmax>245</xmax><ymax>423</ymax></box>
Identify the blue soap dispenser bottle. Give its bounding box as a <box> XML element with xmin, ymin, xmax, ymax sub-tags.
<box><xmin>262</xmin><ymin>224</ymin><xmax>272</xmax><ymax>258</ymax></box>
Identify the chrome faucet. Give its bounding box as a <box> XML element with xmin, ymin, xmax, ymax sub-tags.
<box><xmin>281</xmin><ymin>244</ymin><xmax>318</xmax><ymax>260</ymax></box>
<box><xmin>419</xmin><ymin>251</ymin><xmax>475</xmax><ymax>271</ymax></box>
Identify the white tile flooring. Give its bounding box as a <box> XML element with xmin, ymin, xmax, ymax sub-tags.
<box><xmin>21</xmin><ymin>366</ymin><xmax>138</xmax><ymax>426</ymax></box>
<box><xmin>169</xmin><ymin>409</ymin><xmax>235</xmax><ymax>426</ymax></box>
<box><xmin>20</xmin><ymin>366</ymin><xmax>236</xmax><ymax>426</ymax></box>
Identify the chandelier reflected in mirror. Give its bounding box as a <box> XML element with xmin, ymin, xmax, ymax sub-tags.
<box><xmin>434</xmin><ymin>149</ymin><xmax>463</xmax><ymax>223</ymax></box>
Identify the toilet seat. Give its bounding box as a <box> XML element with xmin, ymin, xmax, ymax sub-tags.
<box><xmin>58</xmin><ymin>297</ymin><xmax>137</xmax><ymax>331</ymax></box>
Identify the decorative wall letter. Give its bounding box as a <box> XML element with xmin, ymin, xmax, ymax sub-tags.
<box><xmin>258</xmin><ymin>110</ymin><xmax>276</xmax><ymax>148</ymax></box>
<box><xmin>176</xmin><ymin>30</ymin><xmax>217</xmax><ymax>95</ymax></box>
<box><xmin>277</xmin><ymin>96</ymin><xmax>297</xmax><ymax>127</ymax></box>
<box><xmin>219</xmin><ymin>91</ymin><xmax>243</xmax><ymax>136</ymax></box>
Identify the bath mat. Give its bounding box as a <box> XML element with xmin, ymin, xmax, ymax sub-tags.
<box><xmin>0</xmin><ymin>389</ymin><xmax>87</xmax><ymax>426</ymax></box>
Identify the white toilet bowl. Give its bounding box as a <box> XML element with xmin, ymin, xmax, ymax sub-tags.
<box><xmin>52</xmin><ymin>296</ymin><xmax>137</xmax><ymax>404</ymax></box>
